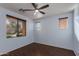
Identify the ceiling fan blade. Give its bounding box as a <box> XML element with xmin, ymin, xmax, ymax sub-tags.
<box><xmin>22</xmin><ymin>9</ymin><xmax>35</xmax><ymax>11</ymax></box>
<box><xmin>19</xmin><ymin>9</ymin><xmax>34</xmax><ymax>11</ymax></box>
<box><xmin>32</xmin><ymin>3</ymin><xmax>37</xmax><ymax>9</ymax></box>
<box><xmin>39</xmin><ymin>11</ymin><xmax>45</xmax><ymax>14</ymax></box>
<box><xmin>39</xmin><ymin>5</ymin><xmax>49</xmax><ymax>10</ymax></box>
<box><xmin>19</xmin><ymin>9</ymin><xmax>23</xmax><ymax>11</ymax></box>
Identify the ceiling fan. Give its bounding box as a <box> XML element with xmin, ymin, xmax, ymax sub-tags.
<box><xmin>19</xmin><ymin>3</ymin><xmax>49</xmax><ymax>15</ymax></box>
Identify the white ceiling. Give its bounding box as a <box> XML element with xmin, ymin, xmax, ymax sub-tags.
<box><xmin>0</xmin><ymin>3</ymin><xmax>77</xmax><ymax>19</ymax></box>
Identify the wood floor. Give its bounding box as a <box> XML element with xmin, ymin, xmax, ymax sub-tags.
<box><xmin>2</xmin><ymin>43</ymin><xmax>75</xmax><ymax>56</ymax></box>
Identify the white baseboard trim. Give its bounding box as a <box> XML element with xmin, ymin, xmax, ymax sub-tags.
<box><xmin>34</xmin><ymin>42</ymin><xmax>73</xmax><ymax>51</ymax></box>
<box><xmin>0</xmin><ymin>41</ymin><xmax>33</xmax><ymax>56</ymax></box>
<box><xmin>0</xmin><ymin>42</ymin><xmax>75</xmax><ymax>56</ymax></box>
<box><xmin>74</xmin><ymin>50</ymin><xmax>79</xmax><ymax>56</ymax></box>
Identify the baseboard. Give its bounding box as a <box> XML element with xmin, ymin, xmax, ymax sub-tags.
<box><xmin>74</xmin><ymin>51</ymin><xmax>77</xmax><ymax>56</ymax></box>
<box><xmin>1</xmin><ymin>42</ymin><xmax>75</xmax><ymax>56</ymax></box>
<box><xmin>74</xmin><ymin>50</ymin><xmax>79</xmax><ymax>56</ymax></box>
<box><xmin>0</xmin><ymin>41</ymin><xmax>34</xmax><ymax>56</ymax></box>
<box><xmin>34</xmin><ymin>42</ymin><xmax>73</xmax><ymax>51</ymax></box>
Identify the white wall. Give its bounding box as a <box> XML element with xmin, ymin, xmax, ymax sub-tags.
<box><xmin>0</xmin><ymin>7</ymin><xmax>34</xmax><ymax>55</ymax></box>
<box><xmin>34</xmin><ymin>12</ymin><xmax>74</xmax><ymax>50</ymax></box>
<box><xmin>73</xmin><ymin>4</ymin><xmax>79</xmax><ymax>55</ymax></box>
<box><xmin>74</xmin><ymin>21</ymin><xmax>79</xmax><ymax>55</ymax></box>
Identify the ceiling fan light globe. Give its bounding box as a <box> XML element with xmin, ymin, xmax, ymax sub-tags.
<box><xmin>35</xmin><ymin>10</ymin><xmax>39</xmax><ymax>12</ymax></box>
<box><xmin>34</xmin><ymin>10</ymin><xmax>39</xmax><ymax>15</ymax></box>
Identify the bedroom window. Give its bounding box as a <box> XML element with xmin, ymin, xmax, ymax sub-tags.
<box><xmin>58</xmin><ymin>17</ymin><xmax>68</xmax><ymax>30</ymax></box>
<box><xmin>6</xmin><ymin>15</ymin><xmax>26</xmax><ymax>38</ymax></box>
<box><xmin>35</xmin><ymin>22</ymin><xmax>41</xmax><ymax>31</ymax></box>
